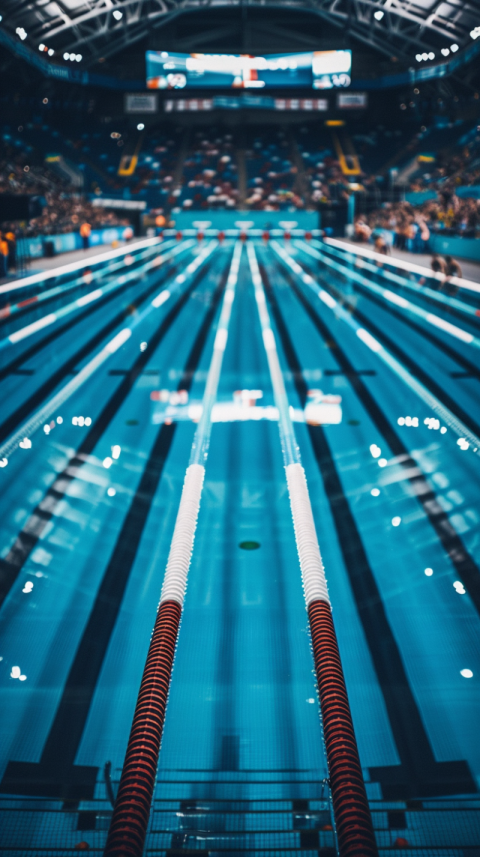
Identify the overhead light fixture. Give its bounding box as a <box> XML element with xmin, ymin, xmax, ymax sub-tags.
<box><xmin>374</xmin><ymin>9</ymin><xmax>384</xmax><ymax>20</ymax></box>
<box><xmin>416</xmin><ymin>54</ymin><xmax>422</xmax><ymax>61</ymax></box>
<box><xmin>113</xmin><ymin>9</ymin><xmax>123</xmax><ymax>20</ymax></box>
<box><xmin>428</xmin><ymin>51</ymin><xmax>435</xmax><ymax>59</ymax></box>
<box><xmin>450</xmin><ymin>43</ymin><xmax>459</xmax><ymax>52</ymax></box>
<box><xmin>48</xmin><ymin>48</ymin><xmax>54</xmax><ymax>56</ymax></box>
<box><xmin>39</xmin><ymin>43</ymin><xmax>45</xmax><ymax>51</ymax></box>
<box><xmin>471</xmin><ymin>26</ymin><xmax>480</xmax><ymax>40</ymax></box>
<box><xmin>16</xmin><ymin>27</ymin><xmax>27</xmax><ymax>41</ymax></box>
<box><xmin>441</xmin><ymin>47</ymin><xmax>450</xmax><ymax>56</ymax></box>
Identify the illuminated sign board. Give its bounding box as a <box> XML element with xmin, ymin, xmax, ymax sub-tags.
<box><xmin>146</xmin><ymin>51</ymin><xmax>351</xmax><ymax>90</ymax></box>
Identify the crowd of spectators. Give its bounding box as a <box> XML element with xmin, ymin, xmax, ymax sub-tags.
<box><xmin>355</xmin><ymin>190</ymin><xmax>480</xmax><ymax>253</ymax></box>
<box><xmin>172</xmin><ymin>132</ymin><xmax>238</xmax><ymax>211</ymax></box>
<box><xmin>245</xmin><ymin>131</ymin><xmax>304</xmax><ymax>210</ymax></box>
<box><xmin>1</xmin><ymin>137</ymin><xmax>131</xmax><ymax>236</ymax></box>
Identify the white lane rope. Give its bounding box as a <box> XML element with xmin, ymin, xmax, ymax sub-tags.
<box><xmin>0</xmin><ymin>240</ymin><xmax>214</xmax><ymax>466</ymax></box>
<box><xmin>317</xmin><ymin>239</ymin><xmax>480</xmax><ymax>322</ymax></box>
<box><xmin>1</xmin><ymin>240</ymin><xmax>191</xmax><ymax>350</ymax></box>
<box><xmin>272</xmin><ymin>240</ymin><xmax>480</xmax><ymax>456</ymax></box>
<box><xmin>324</xmin><ymin>236</ymin><xmax>480</xmax><ymax>296</ymax></box>
<box><xmin>0</xmin><ymin>240</ymin><xmax>177</xmax><ymax>324</ymax></box>
<box><xmin>247</xmin><ymin>242</ymin><xmax>330</xmax><ymax>608</ymax></box>
<box><xmin>160</xmin><ymin>241</ymin><xmax>242</xmax><ymax>607</ymax></box>
<box><xmin>299</xmin><ymin>240</ymin><xmax>480</xmax><ymax>349</ymax></box>
<box><xmin>0</xmin><ymin>236</ymin><xmax>163</xmax><ymax>296</ymax></box>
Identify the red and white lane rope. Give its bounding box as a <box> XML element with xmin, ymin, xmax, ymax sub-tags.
<box><xmin>104</xmin><ymin>241</ymin><xmax>242</xmax><ymax>857</ymax></box>
<box><xmin>247</xmin><ymin>242</ymin><xmax>378</xmax><ymax>857</ymax></box>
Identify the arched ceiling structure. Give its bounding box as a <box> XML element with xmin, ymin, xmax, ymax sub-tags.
<box><xmin>1</xmin><ymin>0</ymin><xmax>479</xmax><ymax>67</ymax></box>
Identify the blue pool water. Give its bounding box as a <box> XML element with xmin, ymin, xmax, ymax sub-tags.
<box><xmin>0</xmin><ymin>237</ymin><xmax>479</xmax><ymax>852</ymax></box>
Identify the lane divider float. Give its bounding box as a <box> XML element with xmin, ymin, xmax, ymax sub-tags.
<box><xmin>324</xmin><ymin>236</ymin><xmax>480</xmax><ymax>296</ymax></box>
<box><xmin>318</xmin><ymin>239</ymin><xmax>480</xmax><ymax>322</ymax></box>
<box><xmin>0</xmin><ymin>239</ymin><xmax>177</xmax><ymax>324</ymax></box>
<box><xmin>0</xmin><ymin>236</ymin><xmax>163</xmax><ymax>297</ymax></box>
<box><xmin>0</xmin><ymin>240</ymin><xmax>214</xmax><ymax>465</ymax></box>
<box><xmin>247</xmin><ymin>242</ymin><xmax>378</xmax><ymax>857</ymax></box>
<box><xmin>273</xmin><ymin>240</ymin><xmax>480</xmax><ymax>456</ymax></box>
<box><xmin>104</xmin><ymin>241</ymin><xmax>242</xmax><ymax>857</ymax></box>
<box><xmin>300</xmin><ymin>240</ymin><xmax>480</xmax><ymax>348</ymax></box>
<box><xmin>1</xmin><ymin>240</ymin><xmax>190</xmax><ymax>350</ymax></box>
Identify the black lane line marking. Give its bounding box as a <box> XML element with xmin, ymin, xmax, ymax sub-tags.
<box><xmin>0</xmin><ymin>259</ymin><xmax>181</xmax><ymax>445</ymax></box>
<box><xmin>0</xmin><ymin>254</ymin><xmax>229</xmax><ymax>801</ymax></box>
<box><xmin>323</xmin><ymin>369</ymin><xmax>376</xmax><ymax>376</ymax></box>
<box><xmin>300</xmin><ymin>256</ymin><xmax>480</xmax><ymax>441</ymax></box>
<box><xmin>451</xmin><ymin>371</ymin><xmax>476</xmax><ymax>379</ymax></box>
<box><xmin>0</xmin><ymin>258</ymin><xmax>215</xmax><ymax>611</ymax></box>
<box><xmin>288</xmin><ymin>257</ymin><xmax>480</xmax><ymax>615</ymax></box>
<box><xmin>261</xmin><ymin>258</ymin><xmax>475</xmax><ymax>800</ymax></box>
<box><xmin>0</xmin><ymin>253</ymin><xmax>181</xmax><ymax>384</ymax></box>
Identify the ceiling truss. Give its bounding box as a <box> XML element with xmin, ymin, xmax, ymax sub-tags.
<box><xmin>1</xmin><ymin>0</ymin><xmax>479</xmax><ymax>67</ymax></box>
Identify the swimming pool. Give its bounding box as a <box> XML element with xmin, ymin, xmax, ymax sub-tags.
<box><xmin>0</xmin><ymin>237</ymin><xmax>479</xmax><ymax>853</ymax></box>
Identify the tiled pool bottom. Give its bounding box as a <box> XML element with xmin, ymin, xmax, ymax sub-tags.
<box><xmin>1</xmin><ymin>789</ymin><xmax>479</xmax><ymax>853</ymax></box>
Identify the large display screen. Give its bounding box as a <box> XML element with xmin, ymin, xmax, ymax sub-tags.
<box><xmin>146</xmin><ymin>50</ymin><xmax>351</xmax><ymax>90</ymax></box>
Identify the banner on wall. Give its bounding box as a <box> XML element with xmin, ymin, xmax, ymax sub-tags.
<box><xmin>125</xmin><ymin>93</ymin><xmax>158</xmax><ymax>113</ymax></box>
<box><xmin>337</xmin><ymin>92</ymin><xmax>367</xmax><ymax>108</ymax></box>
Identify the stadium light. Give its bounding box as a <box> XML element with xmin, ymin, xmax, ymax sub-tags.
<box><xmin>450</xmin><ymin>43</ymin><xmax>459</xmax><ymax>52</ymax></box>
<box><xmin>373</xmin><ymin>10</ymin><xmax>384</xmax><ymax>20</ymax></box>
<box><xmin>48</xmin><ymin>48</ymin><xmax>54</xmax><ymax>56</ymax></box>
<box><xmin>16</xmin><ymin>27</ymin><xmax>27</xmax><ymax>41</ymax></box>
<box><xmin>441</xmin><ymin>48</ymin><xmax>450</xmax><ymax>56</ymax></box>
<box><xmin>428</xmin><ymin>51</ymin><xmax>435</xmax><ymax>59</ymax></box>
<box><xmin>39</xmin><ymin>44</ymin><xmax>45</xmax><ymax>51</ymax></box>
<box><xmin>471</xmin><ymin>26</ymin><xmax>480</xmax><ymax>40</ymax></box>
<box><xmin>113</xmin><ymin>10</ymin><xmax>123</xmax><ymax>20</ymax></box>
<box><xmin>137</xmin><ymin>123</ymin><xmax>145</xmax><ymax>130</ymax></box>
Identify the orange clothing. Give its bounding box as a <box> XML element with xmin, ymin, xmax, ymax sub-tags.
<box><xmin>80</xmin><ymin>222</ymin><xmax>92</xmax><ymax>238</ymax></box>
<box><xmin>0</xmin><ymin>240</ymin><xmax>9</xmax><ymax>258</ymax></box>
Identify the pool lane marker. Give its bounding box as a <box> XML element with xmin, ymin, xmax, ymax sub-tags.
<box><xmin>0</xmin><ymin>240</ymin><xmax>214</xmax><ymax>464</ymax></box>
<box><xmin>0</xmin><ymin>246</ymin><xmax>227</xmax><ymax>803</ymax></box>
<box><xmin>2</xmin><ymin>240</ymin><xmax>187</xmax><ymax>350</ymax></box>
<box><xmin>325</xmin><ymin>236</ymin><xmax>480</xmax><ymax>296</ymax></box>
<box><xmin>272</xmin><ymin>241</ymin><xmax>480</xmax><ymax>456</ymax></box>
<box><xmin>259</xmin><ymin>248</ymin><xmax>477</xmax><ymax>803</ymax></box>
<box><xmin>0</xmin><ymin>240</ymin><xmax>176</xmax><ymax>324</ymax></box>
<box><xmin>247</xmin><ymin>242</ymin><xmax>378</xmax><ymax>857</ymax></box>
<box><xmin>104</xmin><ymin>241</ymin><xmax>242</xmax><ymax>857</ymax></box>
<box><xmin>0</xmin><ymin>236</ymin><xmax>163</xmax><ymax>296</ymax></box>
<box><xmin>320</xmin><ymin>239</ymin><xmax>480</xmax><ymax>322</ymax></box>
<box><xmin>301</xmin><ymin>239</ymin><xmax>479</xmax><ymax>348</ymax></box>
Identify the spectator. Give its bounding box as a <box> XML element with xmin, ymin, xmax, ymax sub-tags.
<box><xmin>374</xmin><ymin>234</ymin><xmax>389</xmax><ymax>255</ymax></box>
<box><xmin>5</xmin><ymin>230</ymin><xmax>16</xmax><ymax>271</ymax></box>
<box><xmin>444</xmin><ymin>254</ymin><xmax>462</xmax><ymax>279</ymax></box>
<box><xmin>431</xmin><ymin>254</ymin><xmax>446</xmax><ymax>277</ymax></box>
<box><xmin>0</xmin><ymin>232</ymin><xmax>9</xmax><ymax>277</ymax></box>
<box><xmin>80</xmin><ymin>221</ymin><xmax>92</xmax><ymax>250</ymax></box>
